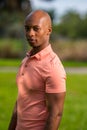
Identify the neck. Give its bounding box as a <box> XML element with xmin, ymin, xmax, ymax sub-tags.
<box><xmin>31</xmin><ymin>42</ymin><xmax>50</xmax><ymax>56</ymax></box>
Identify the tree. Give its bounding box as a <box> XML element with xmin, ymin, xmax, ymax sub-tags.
<box><xmin>77</xmin><ymin>14</ymin><xmax>87</xmax><ymax>38</ymax></box>
<box><xmin>0</xmin><ymin>0</ymin><xmax>32</xmax><ymax>38</ymax></box>
<box><xmin>53</xmin><ymin>10</ymin><xmax>87</xmax><ymax>39</ymax></box>
<box><xmin>60</xmin><ymin>11</ymin><xmax>81</xmax><ymax>38</ymax></box>
<box><xmin>0</xmin><ymin>0</ymin><xmax>32</xmax><ymax>14</ymax></box>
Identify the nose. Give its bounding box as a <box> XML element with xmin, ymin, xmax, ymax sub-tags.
<box><xmin>27</xmin><ymin>28</ymin><xmax>35</xmax><ymax>37</ymax></box>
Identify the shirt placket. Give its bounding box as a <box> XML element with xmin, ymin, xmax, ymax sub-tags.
<box><xmin>21</xmin><ymin>57</ymin><xmax>31</xmax><ymax>76</ymax></box>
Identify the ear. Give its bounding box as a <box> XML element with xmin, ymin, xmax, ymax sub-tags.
<box><xmin>47</xmin><ymin>27</ymin><xmax>52</xmax><ymax>35</ymax></box>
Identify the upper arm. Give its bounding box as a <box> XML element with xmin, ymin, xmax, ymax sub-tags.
<box><xmin>45</xmin><ymin>59</ymin><xmax>66</xmax><ymax>93</ymax></box>
<box><xmin>46</xmin><ymin>92</ymin><xmax>66</xmax><ymax>116</ymax></box>
<box><xmin>45</xmin><ymin>56</ymin><xmax>66</xmax><ymax>115</ymax></box>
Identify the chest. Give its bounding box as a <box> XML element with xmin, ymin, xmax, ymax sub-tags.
<box><xmin>16</xmin><ymin>58</ymin><xmax>45</xmax><ymax>96</ymax></box>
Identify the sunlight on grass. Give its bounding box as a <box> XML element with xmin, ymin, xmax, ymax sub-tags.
<box><xmin>0</xmin><ymin>73</ymin><xmax>87</xmax><ymax>130</ymax></box>
<box><xmin>0</xmin><ymin>58</ymin><xmax>21</xmax><ymax>66</ymax></box>
<box><xmin>0</xmin><ymin>58</ymin><xmax>87</xmax><ymax>67</ymax></box>
<box><xmin>60</xmin><ymin>74</ymin><xmax>87</xmax><ymax>130</ymax></box>
<box><xmin>0</xmin><ymin>72</ymin><xmax>17</xmax><ymax>130</ymax></box>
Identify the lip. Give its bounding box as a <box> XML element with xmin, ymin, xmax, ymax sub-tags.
<box><xmin>27</xmin><ymin>38</ymin><xmax>36</xmax><ymax>43</ymax></box>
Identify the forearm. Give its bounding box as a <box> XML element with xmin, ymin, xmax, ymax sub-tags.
<box><xmin>45</xmin><ymin>92</ymin><xmax>66</xmax><ymax>130</ymax></box>
<box><xmin>44</xmin><ymin>111</ymin><xmax>62</xmax><ymax>130</ymax></box>
<box><xmin>8</xmin><ymin>102</ymin><xmax>17</xmax><ymax>130</ymax></box>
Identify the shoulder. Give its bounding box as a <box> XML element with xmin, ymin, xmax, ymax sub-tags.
<box><xmin>44</xmin><ymin>52</ymin><xmax>66</xmax><ymax>93</ymax></box>
<box><xmin>50</xmin><ymin>54</ymin><xmax>66</xmax><ymax>79</ymax></box>
<box><xmin>41</xmin><ymin>51</ymin><xmax>66</xmax><ymax>78</ymax></box>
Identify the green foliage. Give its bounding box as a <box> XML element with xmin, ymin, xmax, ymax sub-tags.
<box><xmin>0</xmin><ymin>11</ymin><xmax>25</xmax><ymax>38</ymax></box>
<box><xmin>0</xmin><ymin>38</ymin><xmax>29</xmax><ymax>58</ymax></box>
<box><xmin>77</xmin><ymin>15</ymin><xmax>87</xmax><ymax>38</ymax></box>
<box><xmin>53</xmin><ymin>10</ymin><xmax>87</xmax><ymax>39</ymax></box>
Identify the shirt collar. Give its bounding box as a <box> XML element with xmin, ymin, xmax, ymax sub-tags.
<box><xmin>26</xmin><ymin>44</ymin><xmax>53</xmax><ymax>60</ymax></box>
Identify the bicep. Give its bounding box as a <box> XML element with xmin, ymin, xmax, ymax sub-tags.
<box><xmin>46</xmin><ymin>92</ymin><xmax>66</xmax><ymax>114</ymax></box>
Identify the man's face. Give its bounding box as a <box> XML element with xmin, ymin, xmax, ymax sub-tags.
<box><xmin>24</xmin><ymin>16</ymin><xmax>50</xmax><ymax>49</ymax></box>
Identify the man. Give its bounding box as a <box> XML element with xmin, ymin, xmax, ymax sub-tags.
<box><xmin>8</xmin><ymin>10</ymin><xmax>66</xmax><ymax>130</ymax></box>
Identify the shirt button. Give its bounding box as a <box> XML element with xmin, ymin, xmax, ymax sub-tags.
<box><xmin>25</xmin><ymin>65</ymin><xmax>27</xmax><ymax>67</ymax></box>
<box><xmin>22</xmin><ymin>73</ymin><xmax>24</xmax><ymax>76</ymax></box>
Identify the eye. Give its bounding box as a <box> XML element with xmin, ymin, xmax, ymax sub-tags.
<box><xmin>25</xmin><ymin>26</ymin><xmax>30</xmax><ymax>32</ymax></box>
<box><xmin>33</xmin><ymin>26</ymin><xmax>40</xmax><ymax>32</ymax></box>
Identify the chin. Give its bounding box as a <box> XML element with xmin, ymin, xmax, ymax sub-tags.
<box><xmin>28</xmin><ymin>43</ymin><xmax>38</xmax><ymax>48</ymax></box>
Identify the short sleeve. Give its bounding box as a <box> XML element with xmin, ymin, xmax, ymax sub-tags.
<box><xmin>45</xmin><ymin>62</ymin><xmax>66</xmax><ymax>93</ymax></box>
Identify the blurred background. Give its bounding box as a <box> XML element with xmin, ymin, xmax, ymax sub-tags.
<box><xmin>0</xmin><ymin>0</ymin><xmax>87</xmax><ymax>60</ymax></box>
<box><xmin>0</xmin><ymin>0</ymin><xmax>87</xmax><ymax>130</ymax></box>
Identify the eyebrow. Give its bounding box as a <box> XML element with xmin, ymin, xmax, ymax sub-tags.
<box><xmin>24</xmin><ymin>25</ymin><xmax>40</xmax><ymax>28</ymax></box>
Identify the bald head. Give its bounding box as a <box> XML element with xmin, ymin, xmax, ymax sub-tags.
<box><xmin>24</xmin><ymin>10</ymin><xmax>52</xmax><ymax>49</ymax></box>
<box><xmin>25</xmin><ymin>10</ymin><xmax>52</xmax><ymax>28</ymax></box>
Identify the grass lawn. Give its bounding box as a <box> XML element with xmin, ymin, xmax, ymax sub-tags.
<box><xmin>0</xmin><ymin>58</ymin><xmax>21</xmax><ymax>67</ymax></box>
<box><xmin>63</xmin><ymin>60</ymin><xmax>87</xmax><ymax>67</ymax></box>
<box><xmin>0</xmin><ymin>58</ymin><xmax>87</xmax><ymax>67</ymax></box>
<box><xmin>0</xmin><ymin>72</ymin><xmax>17</xmax><ymax>130</ymax></box>
<box><xmin>0</xmin><ymin>72</ymin><xmax>87</xmax><ymax>130</ymax></box>
<box><xmin>60</xmin><ymin>74</ymin><xmax>87</xmax><ymax>130</ymax></box>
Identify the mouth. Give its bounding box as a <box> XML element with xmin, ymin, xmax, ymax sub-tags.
<box><xmin>27</xmin><ymin>38</ymin><xmax>36</xmax><ymax>43</ymax></box>
<box><xmin>27</xmin><ymin>38</ymin><xmax>36</xmax><ymax>46</ymax></box>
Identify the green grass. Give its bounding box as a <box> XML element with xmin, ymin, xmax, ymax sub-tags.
<box><xmin>0</xmin><ymin>72</ymin><xmax>87</xmax><ymax>130</ymax></box>
<box><xmin>0</xmin><ymin>72</ymin><xmax>17</xmax><ymax>130</ymax></box>
<box><xmin>0</xmin><ymin>58</ymin><xmax>87</xmax><ymax>67</ymax></box>
<box><xmin>0</xmin><ymin>58</ymin><xmax>21</xmax><ymax>67</ymax></box>
<box><xmin>60</xmin><ymin>74</ymin><xmax>87</xmax><ymax>130</ymax></box>
<box><xmin>63</xmin><ymin>60</ymin><xmax>87</xmax><ymax>67</ymax></box>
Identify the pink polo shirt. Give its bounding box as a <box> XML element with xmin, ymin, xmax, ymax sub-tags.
<box><xmin>16</xmin><ymin>44</ymin><xmax>66</xmax><ymax>130</ymax></box>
